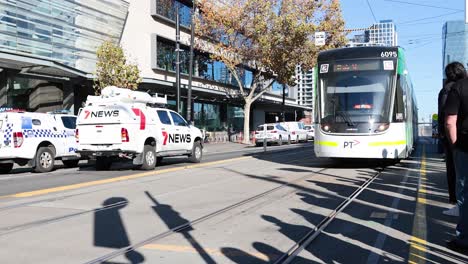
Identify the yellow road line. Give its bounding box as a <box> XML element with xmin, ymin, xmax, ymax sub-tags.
<box><xmin>142</xmin><ymin>243</ymin><xmax>271</xmax><ymax>261</ymax></box>
<box><xmin>408</xmin><ymin>145</ymin><xmax>428</xmax><ymax>264</ymax></box>
<box><xmin>3</xmin><ymin>156</ymin><xmax>251</xmax><ymax>199</ymax></box>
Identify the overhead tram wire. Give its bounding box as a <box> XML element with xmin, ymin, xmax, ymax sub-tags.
<box><xmin>366</xmin><ymin>0</ymin><xmax>378</xmax><ymax>23</ymax></box>
<box><xmin>383</xmin><ymin>0</ymin><xmax>463</xmax><ymax>11</ymax></box>
<box><xmin>397</xmin><ymin>10</ymin><xmax>463</xmax><ymax>25</ymax></box>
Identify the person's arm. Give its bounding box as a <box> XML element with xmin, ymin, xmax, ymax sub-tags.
<box><xmin>445</xmin><ymin>82</ymin><xmax>462</xmax><ymax>146</ymax></box>
<box><xmin>446</xmin><ymin>114</ymin><xmax>458</xmax><ymax>145</ymax></box>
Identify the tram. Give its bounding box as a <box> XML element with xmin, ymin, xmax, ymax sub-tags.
<box><xmin>314</xmin><ymin>46</ymin><xmax>418</xmax><ymax>160</ymax></box>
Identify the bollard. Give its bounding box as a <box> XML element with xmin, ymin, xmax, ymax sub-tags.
<box><xmin>263</xmin><ymin>138</ymin><xmax>267</xmax><ymax>152</ymax></box>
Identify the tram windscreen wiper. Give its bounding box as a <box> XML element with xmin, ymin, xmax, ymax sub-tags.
<box><xmin>336</xmin><ymin>110</ymin><xmax>355</xmax><ymax>127</ymax></box>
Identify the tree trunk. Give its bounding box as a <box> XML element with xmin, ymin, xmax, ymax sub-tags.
<box><xmin>242</xmin><ymin>100</ymin><xmax>252</xmax><ymax>144</ymax></box>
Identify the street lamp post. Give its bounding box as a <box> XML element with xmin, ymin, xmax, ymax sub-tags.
<box><xmin>187</xmin><ymin>0</ymin><xmax>196</xmax><ymax>122</ymax></box>
<box><xmin>281</xmin><ymin>84</ymin><xmax>286</xmax><ymax>122</ymax></box>
<box><xmin>175</xmin><ymin>7</ymin><xmax>181</xmax><ymax>114</ymax></box>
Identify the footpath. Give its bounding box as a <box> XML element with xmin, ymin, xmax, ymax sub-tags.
<box><xmin>294</xmin><ymin>137</ymin><xmax>468</xmax><ymax>263</ymax></box>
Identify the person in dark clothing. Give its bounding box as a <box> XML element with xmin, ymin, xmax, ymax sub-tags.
<box><xmin>446</xmin><ymin>76</ymin><xmax>468</xmax><ymax>252</ymax></box>
<box><xmin>439</xmin><ymin>62</ymin><xmax>466</xmax><ymax>216</ymax></box>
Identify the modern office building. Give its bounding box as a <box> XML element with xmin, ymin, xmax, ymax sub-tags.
<box><xmin>0</xmin><ymin>0</ymin><xmax>308</xmax><ymax>132</ymax></box>
<box><xmin>294</xmin><ymin>66</ymin><xmax>314</xmax><ymax>108</ymax></box>
<box><xmin>442</xmin><ymin>21</ymin><xmax>468</xmax><ymax>79</ymax></box>
<box><xmin>368</xmin><ymin>20</ymin><xmax>398</xmax><ymax>46</ymax></box>
<box><xmin>347</xmin><ymin>20</ymin><xmax>397</xmax><ymax>47</ymax></box>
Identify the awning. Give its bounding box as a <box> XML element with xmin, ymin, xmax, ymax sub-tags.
<box><xmin>0</xmin><ymin>51</ymin><xmax>89</xmax><ymax>79</ymax></box>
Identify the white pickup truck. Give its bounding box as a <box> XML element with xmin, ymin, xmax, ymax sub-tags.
<box><xmin>76</xmin><ymin>87</ymin><xmax>204</xmax><ymax>170</ymax></box>
<box><xmin>0</xmin><ymin>110</ymin><xmax>80</xmax><ymax>173</ymax></box>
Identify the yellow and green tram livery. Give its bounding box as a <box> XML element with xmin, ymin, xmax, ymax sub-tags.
<box><xmin>314</xmin><ymin>46</ymin><xmax>418</xmax><ymax>160</ymax></box>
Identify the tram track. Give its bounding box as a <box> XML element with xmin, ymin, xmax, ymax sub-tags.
<box><xmin>0</xmin><ymin>148</ymin><xmax>315</xmax><ymax>238</ymax></box>
<box><xmin>84</xmin><ymin>166</ymin><xmax>331</xmax><ymax>264</ymax></box>
<box><xmin>82</xmin><ymin>163</ymin><xmax>383</xmax><ymax>264</ymax></box>
<box><xmin>274</xmin><ymin>169</ymin><xmax>383</xmax><ymax>264</ymax></box>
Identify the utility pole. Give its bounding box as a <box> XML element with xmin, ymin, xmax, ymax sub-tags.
<box><xmin>175</xmin><ymin>6</ymin><xmax>181</xmax><ymax>114</ymax></box>
<box><xmin>187</xmin><ymin>0</ymin><xmax>196</xmax><ymax>122</ymax></box>
<box><xmin>466</xmin><ymin>0</ymin><xmax>468</xmax><ymax>24</ymax></box>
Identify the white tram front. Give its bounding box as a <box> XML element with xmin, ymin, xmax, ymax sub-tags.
<box><xmin>314</xmin><ymin>47</ymin><xmax>417</xmax><ymax>160</ymax></box>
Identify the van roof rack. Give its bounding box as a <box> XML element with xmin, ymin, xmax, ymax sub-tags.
<box><xmin>85</xmin><ymin>86</ymin><xmax>168</xmax><ymax>106</ymax></box>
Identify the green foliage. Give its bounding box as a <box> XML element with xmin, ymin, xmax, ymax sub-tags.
<box><xmin>93</xmin><ymin>40</ymin><xmax>142</xmax><ymax>95</ymax></box>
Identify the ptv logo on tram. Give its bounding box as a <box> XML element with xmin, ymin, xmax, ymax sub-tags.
<box><xmin>343</xmin><ymin>140</ymin><xmax>360</xmax><ymax>149</ymax></box>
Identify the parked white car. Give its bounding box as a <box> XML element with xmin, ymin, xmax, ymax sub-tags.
<box><xmin>76</xmin><ymin>86</ymin><xmax>204</xmax><ymax>171</ymax></box>
<box><xmin>304</xmin><ymin>125</ymin><xmax>315</xmax><ymax>140</ymax></box>
<box><xmin>0</xmin><ymin>110</ymin><xmax>80</xmax><ymax>173</ymax></box>
<box><xmin>255</xmin><ymin>123</ymin><xmax>290</xmax><ymax>146</ymax></box>
<box><xmin>280</xmin><ymin>121</ymin><xmax>308</xmax><ymax>143</ymax></box>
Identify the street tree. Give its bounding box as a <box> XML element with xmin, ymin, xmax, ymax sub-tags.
<box><xmin>195</xmin><ymin>0</ymin><xmax>346</xmax><ymax>144</ymax></box>
<box><xmin>94</xmin><ymin>40</ymin><xmax>142</xmax><ymax>95</ymax></box>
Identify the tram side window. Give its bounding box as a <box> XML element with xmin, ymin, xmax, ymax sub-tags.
<box><xmin>393</xmin><ymin>76</ymin><xmax>405</xmax><ymax>122</ymax></box>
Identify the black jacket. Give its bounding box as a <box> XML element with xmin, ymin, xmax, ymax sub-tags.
<box><xmin>438</xmin><ymin>81</ymin><xmax>456</xmax><ymax>138</ymax></box>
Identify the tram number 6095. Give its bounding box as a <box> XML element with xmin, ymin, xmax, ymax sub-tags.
<box><xmin>381</xmin><ymin>51</ymin><xmax>397</xmax><ymax>58</ymax></box>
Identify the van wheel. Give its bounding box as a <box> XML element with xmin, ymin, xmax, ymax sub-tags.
<box><xmin>62</xmin><ymin>160</ymin><xmax>79</xmax><ymax>168</ymax></box>
<box><xmin>189</xmin><ymin>141</ymin><xmax>202</xmax><ymax>163</ymax></box>
<box><xmin>34</xmin><ymin>147</ymin><xmax>55</xmax><ymax>173</ymax></box>
<box><xmin>96</xmin><ymin>157</ymin><xmax>112</xmax><ymax>171</ymax></box>
<box><xmin>138</xmin><ymin>145</ymin><xmax>156</xmax><ymax>170</ymax></box>
<box><xmin>0</xmin><ymin>163</ymin><xmax>13</xmax><ymax>174</ymax></box>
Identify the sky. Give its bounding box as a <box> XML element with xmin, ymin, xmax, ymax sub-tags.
<box><xmin>341</xmin><ymin>0</ymin><xmax>466</xmax><ymax>122</ymax></box>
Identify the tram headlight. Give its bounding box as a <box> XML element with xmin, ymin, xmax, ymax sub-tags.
<box><xmin>321</xmin><ymin>124</ymin><xmax>330</xmax><ymax>132</ymax></box>
<box><xmin>375</xmin><ymin>123</ymin><xmax>390</xmax><ymax>132</ymax></box>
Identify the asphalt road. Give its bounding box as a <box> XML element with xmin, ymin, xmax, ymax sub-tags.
<box><xmin>0</xmin><ymin>140</ymin><xmax>461</xmax><ymax>264</ymax></box>
<box><xmin>0</xmin><ymin>143</ymin><xmax>311</xmax><ymax>197</ymax></box>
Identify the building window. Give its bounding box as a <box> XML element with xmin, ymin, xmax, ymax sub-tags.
<box><xmin>155</xmin><ymin>36</ymin><xmax>254</xmax><ymax>88</ymax></box>
<box><xmin>1</xmin><ymin>76</ymin><xmax>64</xmax><ymax>112</ymax></box>
<box><xmin>194</xmin><ymin>102</ymin><xmax>221</xmax><ymax>131</ymax></box>
<box><xmin>155</xmin><ymin>0</ymin><xmax>192</xmax><ymax>27</ymax></box>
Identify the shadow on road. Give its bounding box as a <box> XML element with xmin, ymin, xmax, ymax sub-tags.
<box><xmin>93</xmin><ymin>197</ymin><xmax>144</xmax><ymax>264</ymax></box>
<box><xmin>145</xmin><ymin>191</ymin><xmax>216</xmax><ymax>264</ymax></box>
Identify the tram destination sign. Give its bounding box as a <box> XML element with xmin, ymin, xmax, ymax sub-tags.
<box><xmin>333</xmin><ymin>60</ymin><xmax>383</xmax><ymax>72</ymax></box>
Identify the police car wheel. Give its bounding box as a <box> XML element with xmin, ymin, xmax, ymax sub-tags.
<box><xmin>96</xmin><ymin>157</ymin><xmax>112</xmax><ymax>171</ymax></box>
<box><xmin>34</xmin><ymin>147</ymin><xmax>55</xmax><ymax>173</ymax></box>
<box><xmin>139</xmin><ymin>145</ymin><xmax>156</xmax><ymax>170</ymax></box>
<box><xmin>189</xmin><ymin>141</ymin><xmax>202</xmax><ymax>163</ymax></box>
<box><xmin>62</xmin><ymin>160</ymin><xmax>79</xmax><ymax>168</ymax></box>
<box><xmin>0</xmin><ymin>163</ymin><xmax>13</xmax><ymax>174</ymax></box>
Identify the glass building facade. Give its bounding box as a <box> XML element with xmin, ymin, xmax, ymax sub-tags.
<box><xmin>0</xmin><ymin>0</ymin><xmax>129</xmax><ymax>72</ymax></box>
<box><xmin>442</xmin><ymin>21</ymin><xmax>468</xmax><ymax>78</ymax></box>
<box><xmin>155</xmin><ymin>36</ymin><xmax>254</xmax><ymax>88</ymax></box>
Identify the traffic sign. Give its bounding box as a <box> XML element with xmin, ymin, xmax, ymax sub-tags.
<box><xmin>315</xmin><ymin>32</ymin><xmax>326</xmax><ymax>46</ymax></box>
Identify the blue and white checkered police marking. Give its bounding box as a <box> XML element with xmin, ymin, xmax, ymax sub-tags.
<box><xmin>3</xmin><ymin>123</ymin><xmax>12</xmax><ymax>145</ymax></box>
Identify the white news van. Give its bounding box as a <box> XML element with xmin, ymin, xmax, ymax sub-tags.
<box><xmin>0</xmin><ymin>110</ymin><xmax>80</xmax><ymax>173</ymax></box>
<box><xmin>76</xmin><ymin>87</ymin><xmax>204</xmax><ymax>170</ymax></box>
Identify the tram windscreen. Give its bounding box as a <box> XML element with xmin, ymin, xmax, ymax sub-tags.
<box><xmin>319</xmin><ymin>61</ymin><xmax>395</xmax><ymax>125</ymax></box>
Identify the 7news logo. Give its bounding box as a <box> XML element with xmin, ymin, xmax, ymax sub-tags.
<box><xmin>162</xmin><ymin>132</ymin><xmax>192</xmax><ymax>145</ymax></box>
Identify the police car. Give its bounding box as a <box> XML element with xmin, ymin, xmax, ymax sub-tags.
<box><xmin>76</xmin><ymin>86</ymin><xmax>204</xmax><ymax>170</ymax></box>
<box><xmin>0</xmin><ymin>109</ymin><xmax>80</xmax><ymax>173</ymax></box>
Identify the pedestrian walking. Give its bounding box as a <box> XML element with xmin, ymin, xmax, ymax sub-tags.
<box><xmin>439</xmin><ymin>62</ymin><xmax>466</xmax><ymax>216</ymax></box>
<box><xmin>445</xmin><ymin>74</ymin><xmax>468</xmax><ymax>252</ymax></box>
